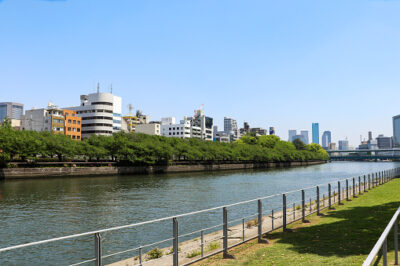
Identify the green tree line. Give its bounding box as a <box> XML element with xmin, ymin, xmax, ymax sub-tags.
<box><xmin>0</xmin><ymin>120</ymin><xmax>329</xmax><ymax>167</ymax></box>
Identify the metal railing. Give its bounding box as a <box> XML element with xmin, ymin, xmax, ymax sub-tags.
<box><xmin>363</xmin><ymin>206</ymin><xmax>400</xmax><ymax>266</ymax></box>
<box><xmin>0</xmin><ymin>167</ymin><xmax>399</xmax><ymax>266</ymax></box>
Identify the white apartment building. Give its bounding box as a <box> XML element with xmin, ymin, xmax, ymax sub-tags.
<box><xmin>161</xmin><ymin>117</ymin><xmax>192</xmax><ymax>139</ymax></box>
<box><xmin>135</xmin><ymin>123</ymin><xmax>161</xmax><ymax>136</ymax></box>
<box><xmin>67</xmin><ymin>89</ymin><xmax>122</xmax><ymax>139</ymax></box>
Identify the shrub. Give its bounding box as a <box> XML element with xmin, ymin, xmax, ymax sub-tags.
<box><xmin>147</xmin><ymin>248</ymin><xmax>163</xmax><ymax>260</ymax></box>
<box><xmin>206</xmin><ymin>241</ymin><xmax>220</xmax><ymax>252</ymax></box>
<box><xmin>186</xmin><ymin>249</ymin><xmax>201</xmax><ymax>258</ymax></box>
<box><xmin>246</xmin><ymin>218</ymin><xmax>258</xmax><ymax>228</ymax></box>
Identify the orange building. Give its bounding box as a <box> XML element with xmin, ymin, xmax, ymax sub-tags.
<box><xmin>63</xmin><ymin>109</ymin><xmax>82</xmax><ymax>141</ymax></box>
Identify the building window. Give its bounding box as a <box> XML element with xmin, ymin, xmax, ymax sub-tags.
<box><xmin>169</xmin><ymin>133</ymin><xmax>171</xmax><ymax>135</ymax></box>
<box><xmin>68</xmin><ymin>120</ymin><xmax>72</xmax><ymax>123</ymax></box>
<box><xmin>73</xmin><ymin>120</ymin><xmax>76</xmax><ymax>124</ymax></box>
<box><xmin>77</xmin><ymin>128</ymin><xmax>80</xmax><ymax>132</ymax></box>
<box><xmin>72</xmin><ymin>136</ymin><xmax>76</xmax><ymax>139</ymax></box>
<box><xmin>77</xmin><ymin>136</ymin><xmax>80</xmax><ymax>139</ymax></box>
<box><xmin>78</xmin><ymin>121</ymin><xmax>81</xmax><ymax>125</ymax></box>
<box><xmin>68</xmin><ymin>127</ymin><xmax>71</xmax><ymax>131</ymax></box>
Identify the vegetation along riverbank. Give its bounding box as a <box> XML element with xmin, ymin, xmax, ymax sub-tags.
<box><xmin>0</xmin><ymin>122</ymin><xmax>329</xmax><ymax>171</ymax></box>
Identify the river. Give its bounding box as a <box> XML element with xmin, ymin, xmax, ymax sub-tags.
<box><xmin>0</xmin><ymin>161</ymin><xmax>398</xmax><ymax>265</ymax></box>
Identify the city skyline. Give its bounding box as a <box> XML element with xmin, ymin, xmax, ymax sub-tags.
<box><xmin>2</xmin><ymin>1</ymin><xmax>400</xmax><ymax>145</ymax></box>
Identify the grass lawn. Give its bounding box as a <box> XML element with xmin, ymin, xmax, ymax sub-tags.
<box><xmin>196</xmin><ymin>178</ymin><xmax>400</xmax><ymax>266</ymax></box>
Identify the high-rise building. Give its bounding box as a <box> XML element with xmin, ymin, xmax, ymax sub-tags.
<box><xmin>338</xmin><ymin>140</ymin><xmax>349</xmax><ymax>150</ymax></box>
<box><xmin>0</xmin><ymin>102</ymin><xmax>24</xmax><ymax>122</ymax></box>
<box><xmin>376</xmin><ymin>134</ymin><xmax>392</xmax><ymax>149</ymax></box>
<box><xmin>300</xmin><ymin>130</ymin><xmax>309</xmax><ymax>144</ymax></box>
<box><xmin>368</xmin><ymin>131</ymin><xmax>373</xmax><ymax>141</ymax></box>
<box><xmin>312</xmin><ymin>123</ymin><xmax>319</xmax><ymax>144</ymax></box>
<box><xmin>269</xmin><ymin>127</ymin><xmax>275</xmax><ymax>135</ymax></box>
<box><xmin>250</xmin><ymin>127</ymin><xmax>268</xmax><ymax>135</ymax></box>
<box><xmin>189</xmin><ymin>109</ymin><xmax>213</xmax><ymax>141</ymax></box>
<box><xmin>293</xmin><ymin>134</ymin><xmax>307</xmax><ymax>144</ymax></box>
<box><xmin>288</xmin><ymin>130</ymin><xmax>297</xmax><ymax>142</ymax></box>
<box><xmin>321</xmin><ymin>131</ymin><xmax>332</xmax><ymax>149</ymax></box>
<box><xmin>393</xmin><ymin>115</ymin><xmax>400</xmax><ymax>147</ymax></box>
<box><xmin>224</xmin><ymin>117</ymin><xmax>239</xmax><ymax>141</ymax></box>
<box><xmin>67</xmin><ymin>87</ymin><xmax>122</xmax><ymax>139</ymax></box>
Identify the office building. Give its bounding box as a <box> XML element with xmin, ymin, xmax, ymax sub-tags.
<box><xmin>161</xmin><ymin>117</ymin><xmax>196</xmax><ymax>139</ymax></box>
<box><xmin>293</xmin><ymin>134</ymin><xmax>307</xmax><ymax>144</ymax></box>
<box><xmin>67</xmin><ymin>87</ymin><xmax>122</xmax><ymax>139</ymax></box>
<box><xmin>376</xmin><ymin>134</ymin><xmax>392</xmax><ymax>149</ymax></box>
<box><xmin>269</xmin><ymin>127</ymin><xmax>275</xmax><ymax>135</ymax></box>
<box><xmin>300</xmin><ymin>130</ymin><xmax>309</xmax><ymax>144</ymax></box>
<box><xmin>123</xmin><ymin>110</ymin><xmax>149</xmax><ymax>132</ymax></box>
<box><xmin>250</xmin><ymin>127</ymin><xmax>268</xmax><ymax>136</ymax></box>
<box><xmin>368</xmin><ymin>131</ymin><xmax>373</xmax><ymax>141</ymax></box>
<box><xmin>63</xmin><ymin>109</ymin><xmax>82</xmax><ymax>140</ymax></box>
<box><xmin>224</xmin><ymin>117</ymin><xmax>240</xmax><ymax>141</ymax></box>
<box><xmin>135</xmin><ymin>123</ymin><xmax>161</xmax><ymax>136</ymax></box>
<box><xmin>0</xmin><ymin>102</ymin><xmax>24</xmax><ymax>122</ymax></box>
<box><xmin>338</xmin><ymin>140</ymin><xmax>349</xmax><ymax>150</ymax></box>
<box><xmin>23</xmin><ymin>103</ymin><xmax>81</xmax><ymax>140</ymax></box>
<box><xmin>329</xmin><ymin>143</ymin><xmax>336</xmax><ymax>150</ymax></box>
<box><xmin>288</xmin><ymin>130</ymin><xmax>297</xmax><ymax>142</ymax></box>
<box><xmin>188</xmin><ymin>109</ymin><xmax>213</xmax><ymax>141</ymax></box>
<box><xmin>312</xmin><ymin>123</ymin><xmax>319</xmax><ymax>144</ymax></box>
<box><xmin>213</xmin><ymin>126</ymin><xmax>230</xmax><ymax>143</ymax></box>
<box><xmin>393</xmin><ymin>115</ymin><xmax>400</xmax><ymax>147</ymax></box>
<box><xmin>321</xmin><ymin>131</ymin><xmax>331</xmax><ymax>149</ymax></box>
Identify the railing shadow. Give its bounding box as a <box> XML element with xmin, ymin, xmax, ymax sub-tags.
<box><xmin>268</xmin><ymin>201</ymin><xmax>400</xmax><ymax>258</ymax></box>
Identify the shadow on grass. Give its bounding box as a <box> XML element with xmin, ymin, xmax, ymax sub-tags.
<box><xmin>267</xmin><ymin>201</ymin><xmax>400</xmax><ymax>258</ymax></box>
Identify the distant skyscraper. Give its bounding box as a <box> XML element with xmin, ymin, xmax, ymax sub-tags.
<box><xmin>338</xmin><ymin>140</ymin><xmax>349</xmax><ymax>150</ymax></box>
<box><xmin>224</xmin><ymin>117</ymin><xmax>238</xmax><ymax>133</ymax></box>
<box><xmin>288</xmin><ymin>130</ymin><xmax>297</xmax><ymax>142</ymax></box>
<box><xmin>368</xmin><ymin>131</ymin><xmax>373</xmax><ymax>141</ymax></box>
<box><xmin>312</xmin><ymin>123</ymin><xmax>319</xmax><ymax>144</ymax></box>
<box><xmin>0</xmin><ymin>102</ymin><xmax>24</xmax><ymax>122</ymax></box>
<box><xmin>393</xmin><ymin>115</ymin><xmax>400</xmax><ymax>147</ymax></box>
<box><xmin>300</xmin><ymin>130</ymin><xmax>309</xmax><ymax>144</ymax></box>
<box><xmin>269</xmin><ymin>127</ymin><xmax>275</xmax><ymax>135</ymax></box>
<box><xmin>321</xmin><ymin>131</ymin><xmax>331</xmax><ymax>148</ymax></box>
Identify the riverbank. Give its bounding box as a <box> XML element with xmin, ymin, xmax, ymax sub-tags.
<box><xmin>0</xmin><ymin>160</ymin><xmax>326</xmax><ymax>179</ymax></box>
<box><xmin>195</xmin><ymin>178</ymin><xmax>400</xmax><ymax>266</ymax></box>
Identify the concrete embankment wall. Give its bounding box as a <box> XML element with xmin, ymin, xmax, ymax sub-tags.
<box><xmin>0</xmin><ymin>161</ymin><xmax>326</xmax><ymax>179</ymax></box>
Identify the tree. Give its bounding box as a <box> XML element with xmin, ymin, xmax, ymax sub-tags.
<box><xmin>292</xmin><ymin>138</ymin><xmax>306</xmax><ymax>150</ymax></box>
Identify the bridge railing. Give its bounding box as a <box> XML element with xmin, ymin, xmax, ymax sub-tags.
<box><xmin>0</xmin><ymin>168</ymin><xmax>399</xmax><ymax>266</ymax></box>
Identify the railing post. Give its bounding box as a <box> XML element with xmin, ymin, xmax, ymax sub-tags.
<box><xmin>242</xmin><ymin>219</ymin><xmax>245</xmax><ymax>242</ymax></box>
<box><xmin>368</xmin><ymin>174</ymin><xmax>371</xmax><ymax>190</ymax></box>
<box><xmin>173</xmin><ymin>217</ymin><xmax>179</xmax><ymax>266</ymax></box>
<box><xmin>201</xmin><ymin>230</ymin><xmax>204</xmax><ymax>257</ymax></box>
<box><xmin>302</xmin><ymin>190</ymin><xmax>306</xmax><ymax>222</ymax></box>
<box><xmin>346</xmin><ymin>179</ymin><xmax>349</xmax><ymax>201</ymax></box>
<box><xmin>359</xmin><ymin>176</ymin><xmax>362</xmax><ymax>195</ymax></box>
<box><xmin>328</xmin><ymin>184</ymin><xmax>333</xmax><ymax>209</ymax></box>
<box><xmin>283</xmin><ymin>194</ymin><xmax>287</xmax><ymax>231</ymax></box>
<box><xmin>139</xmin><ymin>247</ymin><xmax>143</xmax><ymax>266</ymax></box>
<box><xmin>309</xmin><ymin>198</ymin><xmax>312</xmax><ymax>213</ymax></box>
<box><xmin>271</xmin><ymin>210</ymin><xmax>274</xmax><ymax>230</ymax></box>
<box><xmin>258</xmin><ymin>200</ymin><xmax>267</xmax><ymax>243</ymax></box>
<box><xmin>293</xmin><ymin>203</ymin><xmax>295</xmax><ymax>221</ymax></box>
<box><xmin>317</xmin><ymin>186</ymin><xmax>321</xmax><ymax>216</ymax></box>
<box><xmin>364</xmin><ymin>175</ymin><xmax>366</xmax><ymax>192</ymax></box>
<box><xmin>94</xmin><ymin>233</ymin><xmax>102</xmax><ymax>266</ymax></box>
<box><xmin>338</xmin><ymin>181</ymin><xmax>342</xmax><ymax>205</ymax></box>
<box><xmin>395</xmin><ymin>220</ymin><xmax>398</xmax><ymax>265</ymax></box>
<box><xmin>383</xmin><ymin>238</ymin><xmax>388</xmax><ymax>266</ymax></box>
<box><xmin>333</xmin><ymin>190</ymin><xmax>336</xmax><ymax>204</ymax></box>
<box><xmin>352</xmin><ymin>178</ymin><xmax>356</xmax><ymax>198</ymax></box>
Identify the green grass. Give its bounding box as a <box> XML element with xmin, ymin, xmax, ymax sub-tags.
<box><xmin>197</xmin><ymin>178</ymin><xmax>400</xmax><ymax>266</ymax></box>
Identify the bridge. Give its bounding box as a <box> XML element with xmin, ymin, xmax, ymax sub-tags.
<box><xmin>327</xmin><ymin>148</ymin><xmax>400</xmax><ymax>161</ymax></box>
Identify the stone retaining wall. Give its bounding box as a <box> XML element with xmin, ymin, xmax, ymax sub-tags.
<box><xmin>0</xmin><ymin>161</ymin><xmax>326</xmax><ymax>179</ymax></box>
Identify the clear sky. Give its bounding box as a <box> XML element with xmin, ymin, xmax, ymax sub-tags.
<box><xmin>1</xmin><ymin>0</ymin><xmax>400</xmax><ymax>146</ymax></box>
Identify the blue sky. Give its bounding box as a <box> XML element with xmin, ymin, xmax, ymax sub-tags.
<box><xmin>1</xmin><ymin>0</ymin><xmax>400</xmax><ymax>146</ymax></box>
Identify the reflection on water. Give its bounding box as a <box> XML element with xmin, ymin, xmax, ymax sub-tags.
<box><xmin>0</xmin><ymin>161</ymin><xmax>398</xmax><ymax>265</ymax></box>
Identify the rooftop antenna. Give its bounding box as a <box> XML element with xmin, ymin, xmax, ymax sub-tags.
<box><xmin>110</xmin><ymin>84</ymin><xmax>113</xmax><ymax>94</ymax></box>
<box><xmin>128</xmin><ymin>104</ymin><xmax>133</xmax><ymax>116</ymax></box>
<box><xmin>97</xmin><ymin>82</ymin><xmax>100</xmax><ymax>93</ymax></box>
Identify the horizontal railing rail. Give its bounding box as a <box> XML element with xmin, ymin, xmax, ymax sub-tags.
<box><xmin>0</xmin><ymin>167</ymin><xmax>399</xmax><ymax>266</ymax></box>
<box><xmin>363</xmin><ymin>206</ymin><xmax>399</xmax><ymax>266</ymax></box>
